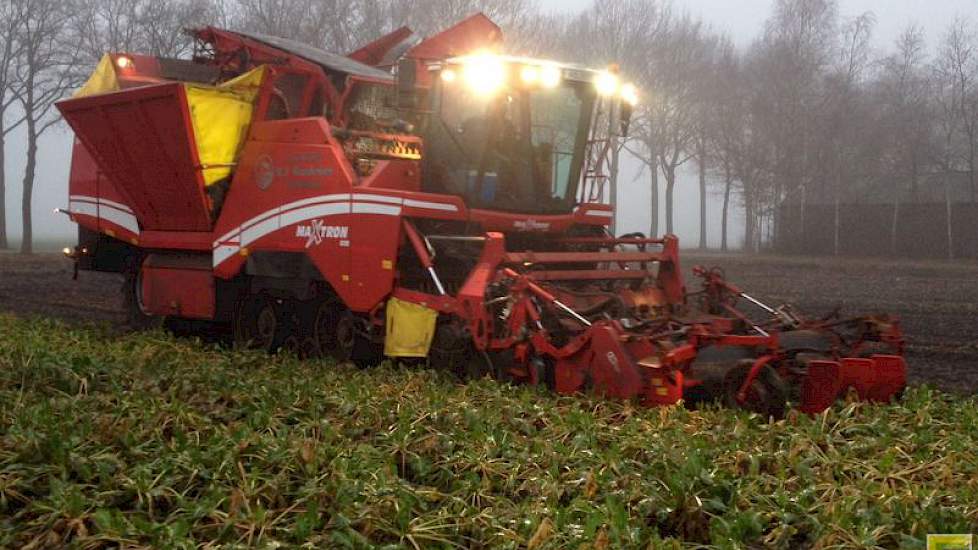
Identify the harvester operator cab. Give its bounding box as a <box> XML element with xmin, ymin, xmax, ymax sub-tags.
<box><xmin>420</xmin><ymin>54</ymin><xmax>636</xmax><ymax>215</ymax></box>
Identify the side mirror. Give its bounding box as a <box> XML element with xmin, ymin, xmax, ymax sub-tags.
<box><xmin>397</xmin><ymin>58</ymin><xmax>418</xmax><ymax>110</ymax></box>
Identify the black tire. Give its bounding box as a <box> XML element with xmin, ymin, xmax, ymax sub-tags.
<box><xmin>234</xmin><ymin>294</ymin><xmax>285</xmax><ymax>352</ymax></box>
<box><xmin>334</xmin><ymin>312</ymin><xmax>381</xmax><ymax>367</ymax></box>
<box><xmin>122</xmin><ymin>268</ymin><xmax>163</xmax><ymax>331</ymax></box>
<box><xmin>311</xmin><ymin>299</ymin><xmax>343</xmax><ymax>358</ymax></box>
<box><xmin>684</xmin><ymin>346</ymin><xmax>756</xmax><ymax>408</ymax></box>
<box><xmin>723</xmin><ymin>360</ymin><xmax>788</xmax><ymax>420</ymax></box>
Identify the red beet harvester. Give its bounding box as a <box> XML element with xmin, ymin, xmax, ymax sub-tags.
<box><xmin>57</xmin><ymin>15</ymin><xmax>906</xmax><ymax>417</ymax></box>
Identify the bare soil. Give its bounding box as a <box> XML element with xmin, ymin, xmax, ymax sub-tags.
<box><xmin>683</xmin><ymin>252</ymin><xmax>978</xmax><ymax>394</ymax></box>
<box><xmin>2</xmin><ymin>251</ymin><xmax>976</xmax><ymax>394</ymax></box>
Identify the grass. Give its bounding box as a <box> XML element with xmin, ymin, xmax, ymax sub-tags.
<box><xmin>0</xmin><ymin>314</ymin><xmax>976</xmax><ymax>549</ymax></box>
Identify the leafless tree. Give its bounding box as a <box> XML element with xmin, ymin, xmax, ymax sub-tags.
<box><xmin>931</xmin><ymin>17</ymin><xmax>978</xmax><ymax>260</ymax></box>
<box><xmin>692</xmin><ymin>34</ymin><xmax>722</xmax><ymax>249</ymax></box>
<box><xmin>824</xmin><ymin>12</ymin><xmax>874</xmax><ymax>255</ymax></box>
<box><xmin>227</xmin><ymin>0</ymin><xmax>538</xmax><ymax>55</ymax></box>
<box><xmin>649</xmin><ymin>15</ymin><xmax>712</xmax><ymax>236</ymax></box>
<box><xmin>0</xmin><ymin>1</ymin><xmax>27</xmax><ymax>250</ymax></box>
<box><xmin>745</xmin><ymin>0</ymin><xmax>837</xmax><ymax>250</ymax></box>
<box><xmin>141</xmin><ymin>0</ymin><xmax>220</xmax><ymax>58</ymax></box>
<box><xmin>877</xmin><ymin>25</ymin><xmax>931</xmax><ymax>255</ymax></box>
<box><xmin>394</xmin><ymin>0</ymin><xmax>535</xmax><ymax>38</ymax></box>
<box><xmin>11</xmin><ymin>0</ymin><xmax>81</xmax><ymax>254</ymax></box>
<box><xmin>939</xmin><ymin>18</ymin><xmax>978</xmax><ymax>205</ymax></box>
<box><xmin>706</xmin><ymin>37</ymin><xmax>740</xmax><ymax>251</ymax></box>
<box><xmin>74</xmin><ymin>0</ymin><xmax>143</xmax><ymax>64</ymax></box>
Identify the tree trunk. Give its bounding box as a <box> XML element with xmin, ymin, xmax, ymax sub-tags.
<box><xmin>698</xmin><ymin>147</ymin><xmax>707</xmax><ymax>250</ymax></box>
<box><xmin>833</xmin><ymin>160</ymin><xmax>841</xmax><ymax>256</ymax></box>
<box><xmin>969</xmin><ymin>149</ymin><xmax>977</xmax><ymax>258</ymax></box>
<box><xmin>0</xmin><ymin>131</ymin><xmax>7</xmax><ymax>250</ymax></box>
<box><xmin>664</xmin><ymin>166</ymin><xmax>675</xmax><ymax>235</ymax></box>
<box><xmin>648</xmin><ymin>161</ymin><xmax>659</xmax><ymax>238</ymax></box>
<box><xmin>890</xmin><ymin>196</ymin><xmax>900</xmax><ymax>256</ymax></box>
<box><xmin>944</xmin><ymin>169</ymin><xmax>953</xmax><ymax>260</ymax></box>
<box><xmin>721</xmin><ymin>164</ymin><xmax>731</xmax><ymax>252</ymax></box>
<box><xmin>799</xmin><ymin>185</ymin><xmax>806</xmax><ymax>253</ymax></box>
<box><xmin>20</xmin><ymin>121</ymin><xmax>36</xmax><ymax>255</ymax></box>
<box><xmin>970</xmin><ymin>148</ymin><xmax>976</xmax><ymax>203</ymax></box>
<box><xmin>744</xmin><ymin>186</ymin><xmax>754</xmax><ymax>254</ymax></box>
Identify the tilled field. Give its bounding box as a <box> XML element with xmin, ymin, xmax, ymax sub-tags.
<box><xmin>1</xmin><ymin>251</ymin><xmax>976</xmax><ymax>393</ymax></box>
<box><xmin>684</xmin><ymin>252</ymin><xmax>978</xmax><ymax>394</ymax></box>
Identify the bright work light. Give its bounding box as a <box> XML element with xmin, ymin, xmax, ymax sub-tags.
<box><xmin>115</xmin><ymin>55</ymin><xmax>134</xmax><ymax>70</ymax></box>
<box><xmin>620</xmin><ymin>83</ymin><xmax>639</xmax><ymax>106</ymax></box>
<box><xmin>520</xmin><ymin>65</ymin><xmax>540</xmax><ymax>85</ymax></box>
<box><xmin>595</xmin><ymin>71</ymin><xmax>619</xmax><ymax>96</ymax></box>
<box><xmin>461</xmin><ymin>52</ymin><xmax>507</xmax><ymax>96</ymax></box>
<box><xmin>540</xmin><ymin>65</ymin><xmax>561</xmax><ymax>88</ymax></box>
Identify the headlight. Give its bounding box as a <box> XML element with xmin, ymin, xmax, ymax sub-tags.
<box><xmin>461</xmin><ymin>52</ymin><xmax>507</xmax><ymax>96</ymax></box>
<box><xmin>115</xmin><ymin>55</ymin><xmax>134</xmax><ymax>70</ymax></box>
<box><xmin>520</xmin><ymin>65</ymin><xmax>540</xmax><ymax>85</ymax></box>
<box><xmin>620</xmin><ymin>83</ymin><xmax>639</xmax><ymax>106</ymax></box>
<box><xmin>440</xmin><ymin>68</ymin><xmax>457</xmax><ymax>83</ymax></box>
<box><xmin>540</xmin><ymin>65</ymin><xmax>561</xmax><ymax>88</ymax></box>
<box><xmin>595</xmin><ymin>71</ymin><xmax>619</xmax><ymax>96</ymax></box>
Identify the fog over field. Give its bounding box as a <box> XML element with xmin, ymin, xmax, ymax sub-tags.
<box><xmin>1</xmin><ymin>0</ymin><xmax>976</xmax><ymax>252</ymax></box>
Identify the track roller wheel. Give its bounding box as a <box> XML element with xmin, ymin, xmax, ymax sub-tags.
<box><xmin>281</xmin><ymin>333</ymin><xmax>318</xmax><ymax>359</ymax></box>
<box><xmin>234</xmin><ymin>294</ymin><xmax>285</xmax><ymax>352</ymax></box>
<box><xmin>723</xmin><ymin>360</ymin><xmax>788</xmax><ymax>420</ymax></box>
<box><xmin>309</xmin><ymin>298</ymin><xmax>343</xmax><ymax>358</ymax></box>
<box><xmin>334</xmin><ymin>312</ymin><xmax>381</xmax><ymax>367</ymax></box>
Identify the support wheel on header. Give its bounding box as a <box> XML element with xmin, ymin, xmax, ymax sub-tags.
<box><xmin>723</xmin><ymin>361</ymin><xmax>788</xmax><ymax>420</ymax></box>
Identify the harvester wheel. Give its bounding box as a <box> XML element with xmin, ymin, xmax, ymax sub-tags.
<box><xmin>722</xmin><ymin>361</ymin><xmax>788</xmax><ymax>420</ymax></box>
<box><xmin>122</xmin><ymin>268</ymin><xmax>162</xmax><ymax>331</ymax></box>
<box><xmin>311</xmin><ymin>299</ymin><xmax>343</xmax><ymax>357</ymax></box>
<box><xmin>334</xmin><ymin>312</ymin><xmax>381</xmax><ymax>367</ymax></box>
<box><xmin>234</xmin><ymin>294</ymin><xmax>285</xmax><ymax>352</ymax></box>
<box><xmin>683</xmin><ymin>346</ymin><xmax>755</xmax><ymax>408</ymax></box>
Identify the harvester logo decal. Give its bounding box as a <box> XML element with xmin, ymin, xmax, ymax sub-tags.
<box><xmin>513</xmin><ymin>219</ymin><xmax>551</xmax><ymax>231</ymax></box>
<box><xmin>296</xmin><ymin>219</ymin><xmax>349</xmax><ymax>248</ymax></box>
<box><xmin>255</xmin><ymin>154</ymin><xmax>278</xmax><ymax>190</ymax></box>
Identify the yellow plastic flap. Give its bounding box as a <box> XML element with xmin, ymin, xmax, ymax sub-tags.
<box><xmin>73</xmin><ymin>54</ymin><xmax>120</xmax><ymax>98</ymax></box>
<box><xmin>384</xmin><ymin>297</ymin><xmax>438</xmax><ymax>358</ymax></box>
<box><xmin>184</xmin><ymin>66</ymin><xmax>267</xmax><ymax>186</ymax></box>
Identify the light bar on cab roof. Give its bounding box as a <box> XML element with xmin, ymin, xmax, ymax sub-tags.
<box><xmin>440</xmin><ymin>52</ymin><xmax>639</xmax><ymax>104</ymax></box>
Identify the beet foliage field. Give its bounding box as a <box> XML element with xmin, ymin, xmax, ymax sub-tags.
<box><xmin>1</xmin><ymin>314</ymin><xmax>976</xmax><ymax>549</ymax></box>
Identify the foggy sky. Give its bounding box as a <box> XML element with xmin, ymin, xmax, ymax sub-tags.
<box><xmin>4</xmin><ymin>0</ymin><xmax>976</xmax><ymax>249</ymax></box>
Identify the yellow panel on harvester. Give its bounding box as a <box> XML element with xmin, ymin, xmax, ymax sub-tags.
<box><xmin>384</xmin><ymin>297</ymin><xmax>438</xmax><ymax>358</ymax></box>
<box><xmin>184</xmin><ymin>66</ymin><xmax>267</xmax><ymax>187</ymax></box>
<box><xmin>73</xmin><ymin>54</ymin><xmax>120</xmax><ymax>98</ymax></box>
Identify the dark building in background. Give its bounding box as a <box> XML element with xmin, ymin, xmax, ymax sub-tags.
<box><xmin>776</xmin><ymin>171</ymin><xmax>978</xmax><ymax>259</ymax></box>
